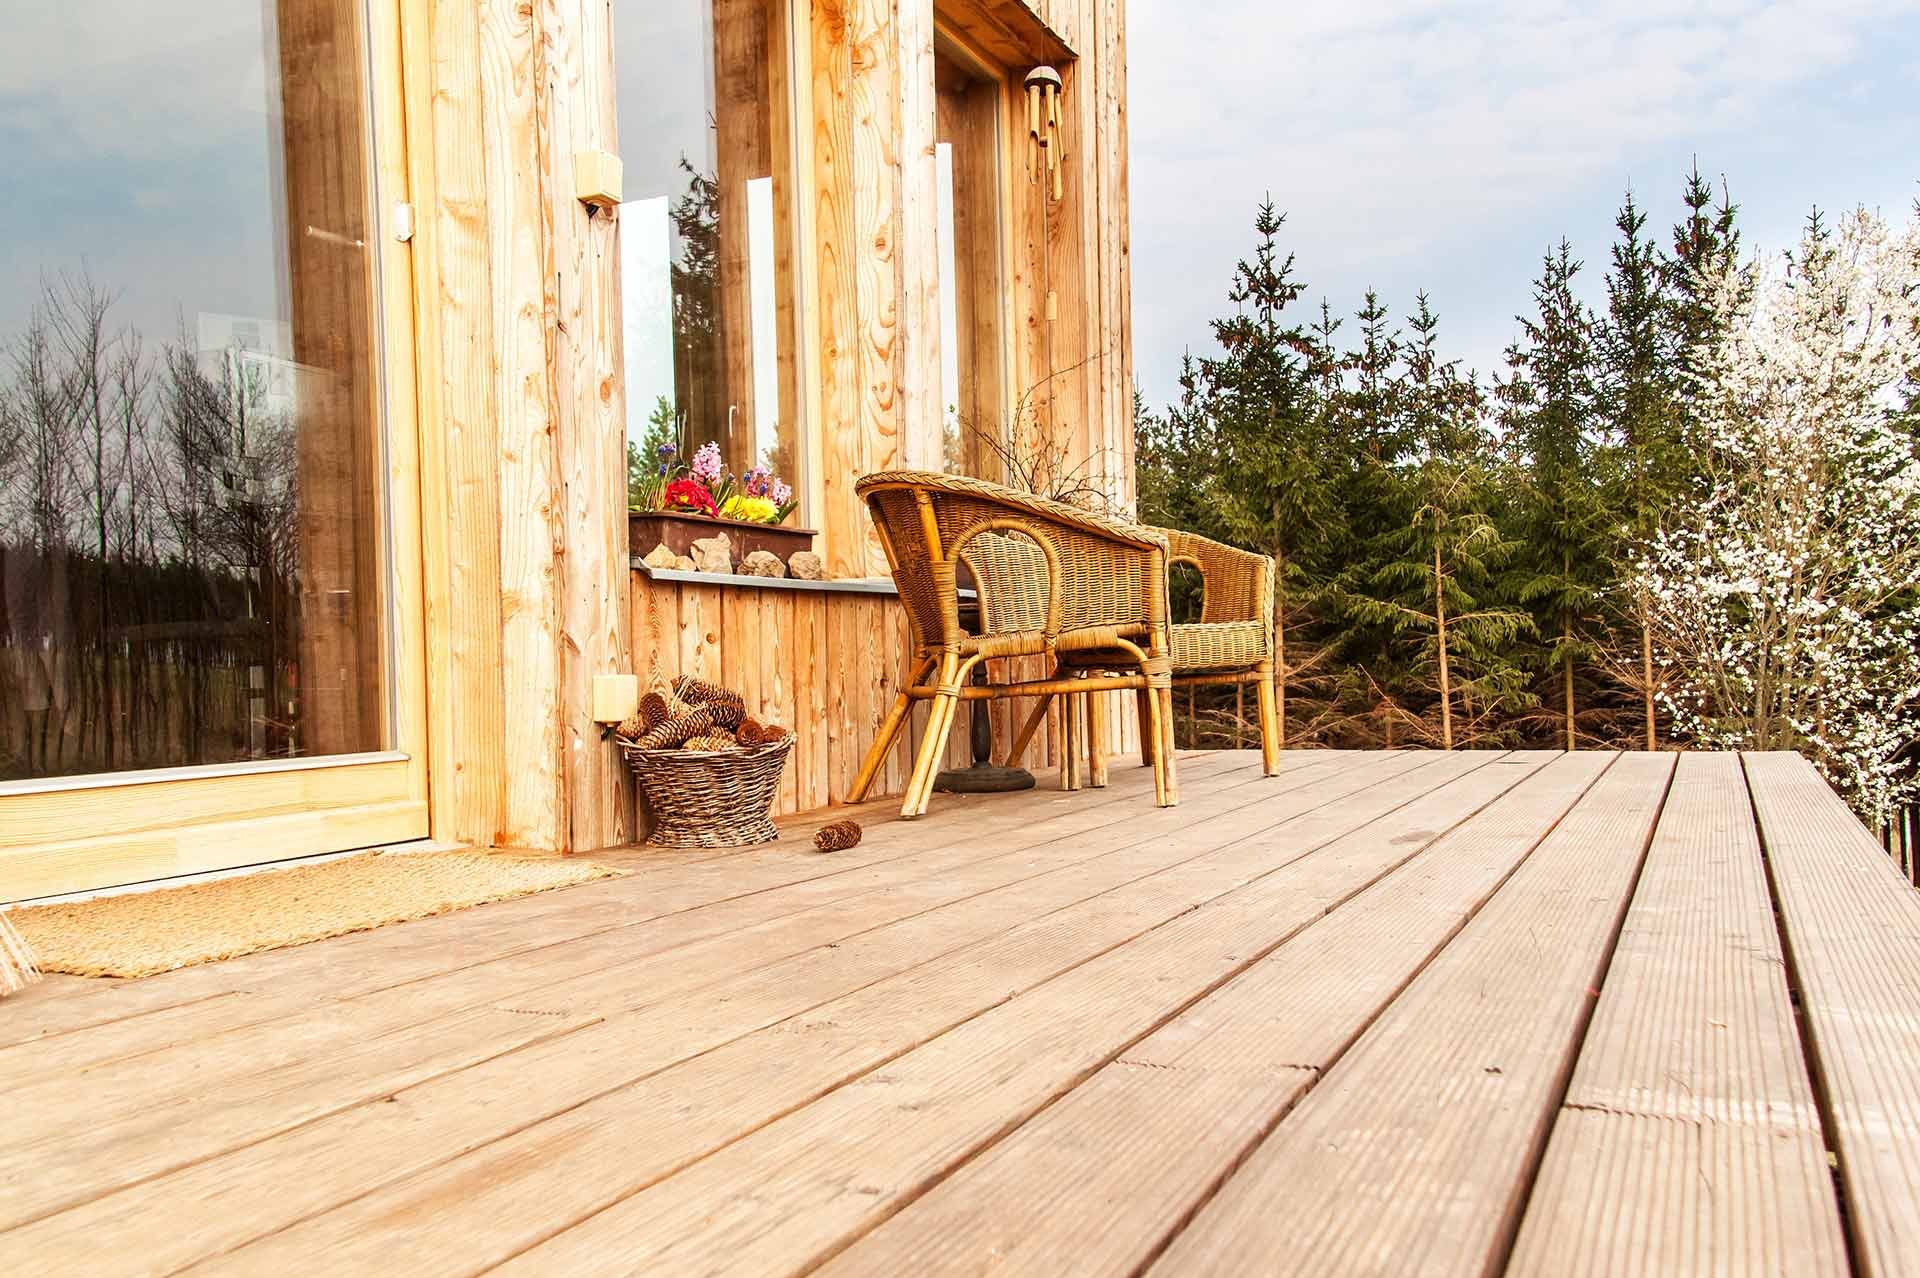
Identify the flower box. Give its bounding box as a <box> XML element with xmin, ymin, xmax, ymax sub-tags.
<box><xmin>628</xmin><ymin>511</ymin><xmax>817</xmax><ymax>566</ymax></box>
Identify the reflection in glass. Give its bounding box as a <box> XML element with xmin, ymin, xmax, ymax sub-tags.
<box><xmin>0</xmin><ymin>0</ymin><xmax>387</xmax><ymax>781</ymax></box>
<box><xmin>615</xmin><ymin>0</ymin><xmax>801</xmax><ymax>497</ymax></box>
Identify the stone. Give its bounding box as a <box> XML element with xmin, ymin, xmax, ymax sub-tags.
<box><xmin>641</xmin><ymin>542</ymin><xmax>679</xmax><ymax>570</ymax></box>
<box><xmin>740</xmin><ymin>550</ymin><xmax>786</xmax><ymax>578</ymax></box>
<box><xmin>672</xmin><ymin>554</ymin><xmax>696</xmax><ymax>572</ymax></box>
<box><xmin>689</xmin><ymin>532</ymin><xmax>733</xmax><ymax>575</ymax></box>
<box><xmin>787</xmin><ymin>550</ymin><xmax>825</xmax><ymax>581</ymax></box>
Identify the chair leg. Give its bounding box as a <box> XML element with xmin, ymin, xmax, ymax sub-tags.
<box><xmin>1008</xmin><ymin>693</ymin><xmax>1055</xmax><ymax>768</ymax></box>
<box><xmin>1136</xmin><ymin>688</ymin><xmax>1155</xmax><ymax>767</ymax></box>
<box><xmin>901</xmin><ymin>655</ymin><xmax>961</xmax><ymax>819</ymax></box>
<box><xmin>1255</xmin><ymin>665</ymin><xmax>1282</xmax><ymax>777</ymax></box>
<box><xmin>1157</xmin><ymin>684</ymin><xmax>1181</xmax><ymax>806</ymax></box>
<box><xmin>1145</xmin><ymin>683</ymin><xmax>1169</xmax><ymax>807</ymax></box>
<box><xmin>850</xmin><ymin>656</ymin><xmax>935</xmax><ymax>803</ymax></box>
<box><xmin>1060</xmin><ymin>687</ymin><xmax>1081</xmax><ymax>792</ymax></box>
<box><xmin>1087</xmin><ymin>688</ymin><xmax>1109</xmax><ymax>788</ymax></box>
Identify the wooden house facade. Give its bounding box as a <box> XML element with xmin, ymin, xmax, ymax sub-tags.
<box><xmin>0</xmin><ymin>0</ymin><xmax>1136</xmax><ymax>899</ymax></box>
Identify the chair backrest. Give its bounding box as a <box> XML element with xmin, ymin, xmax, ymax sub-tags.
<box><xmin>857</xmin><ymin>470</ymin><xmax>1167</xmax><ymax>652</ymax></box>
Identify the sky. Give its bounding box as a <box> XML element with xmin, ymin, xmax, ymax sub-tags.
<box><xmin>1126</xmin><ymin>0</ymin><xmax>1920</xmax><ymax>408</ymax></box>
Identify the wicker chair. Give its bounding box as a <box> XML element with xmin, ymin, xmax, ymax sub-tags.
<box><xmin>1153</xmin><ymin>527</ymin><xmax>1281</xmax><ymax>774</ymax></box>
<box><xmin>851</xmin><ymin>471</ymin><xmax>1179</xmax><ymax>818</ymax></box>
<box><xmin>1033</xmin><ymin>526</ymin><xmax>1280</xmax><ymax>786</ymax></box>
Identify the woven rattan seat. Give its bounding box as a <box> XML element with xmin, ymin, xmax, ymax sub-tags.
<box><xmin>1169</xmin><ymin>619</ymin><xmax>1270</xmax><ymax>672</ymax></box>
<box><xmin>850</xmin><ymin>471</ymin><xmax>1180</xmax><ymax>817</ymax></box>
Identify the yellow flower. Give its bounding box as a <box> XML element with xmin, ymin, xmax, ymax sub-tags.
<box><xmin>720</xmin><ymin>494</ymin><xmax>779</xmax><ymax>524</ymax></box>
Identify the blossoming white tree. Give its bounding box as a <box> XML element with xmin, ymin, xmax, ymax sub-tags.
<box><xmin>1636</xmin><ymin>206</ymin><xmax>1920</xmax><ymax>825</ymax></box>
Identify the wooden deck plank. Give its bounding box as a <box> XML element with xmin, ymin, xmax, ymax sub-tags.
<box><xmin>453</xmin><ymin>755</ymin><xmax>1544</xmax><ymax>1275</ymax></box>
<box><xmin>4</xmin><ymin>752</ymin><xmax>1447</xmax><ymax>1269</ymax></box>
<box><xmin>0</xmin><ymin>750</ymin><xmax>1260</xmax><ymax>1065</ymax></box>
<box><xmin>1508</xmin><ymin>751</ymin><xmax>1848</xmax><ymax>1278</ymax></box>
<box><xmin>0</xmin><ymin>1006</ymin><xmax>603</xmax><ymax>1235</ymax></box>
<box><xmin>0</xmin><ymin>754</ymin><xmax>1354</xmax><ymax>1231</ymax></box>
<box><xmin>8</xmin><ymin>750</ymin><xmax>1885</xmax><ymax>1278</ymax></box>
<box><xmin>1744</xmin><ymin>749</ymin><xmax>1920</xmax><ymax>1278</ymax></box>
<box><xmin>817</xmin><ymin>752</ymin><xmax>1607</xmax><ymax>1276</ymax></box>
<box><xmin>0</xmin><ymin>753</ymin><xmax>1272</xmax><ymax>1087</ymax></box>
<box><xmin>1148</xmin><ymin>751</ymin><xmax>1674</xmax><ymax>1278</ymax></box>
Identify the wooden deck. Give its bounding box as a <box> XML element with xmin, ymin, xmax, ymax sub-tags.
<box><xmin>5</xmin><ymin>748</ymin><xmax>1919</xmax><ymax>1276</ymax></box>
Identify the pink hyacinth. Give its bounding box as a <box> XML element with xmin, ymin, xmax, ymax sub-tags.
<box><xmin>770</xmin><ymin>478</ymin><xmax>793</xmax><ymax>506</ymax></box>
<box><xmin>690</xmin><ymin>441</ymin><xmax>724</xmax><ymax>484</ymax></box>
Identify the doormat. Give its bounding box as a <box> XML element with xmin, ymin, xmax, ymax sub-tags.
<box><xmin>10</xmin><ymin>851</ymin><xmax>621</xmax><ymax>979</ymax></box>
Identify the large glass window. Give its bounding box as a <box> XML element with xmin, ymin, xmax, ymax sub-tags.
<box><xmin>0</xmin><ymin>1</ymin><xmax>389</xmax><ymax>781</ymax></box>
<box><xmin>616</xmin><ymin>0</ymin><xmax>801</xmax><ymax>490</ymax></box>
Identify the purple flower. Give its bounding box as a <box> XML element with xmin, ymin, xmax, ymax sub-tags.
<box><xmin>770</xmin><ymin>479</ymin><xmax>793</xmax><ymax>506</ymax></box>
<box><xmin>691</xmin><ymin>441</ymin><xmax>724</xmax><ymax>484</ymax></box>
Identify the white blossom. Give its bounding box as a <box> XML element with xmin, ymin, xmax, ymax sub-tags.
<box><xmin>1633</xmin><ymin>206</ymin><xmax>1920</xmax><ymax>826</ymax></box>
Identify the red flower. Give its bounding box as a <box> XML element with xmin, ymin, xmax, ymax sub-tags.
<box><xmin>663</xmin><ymin>478</ymin><xmax>717</xmax><ymax>517</ymax></box>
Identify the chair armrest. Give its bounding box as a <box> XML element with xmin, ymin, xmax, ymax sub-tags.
<box><xmin>1149</xmin><ymin>526</ymin><xmax>1274</xmax><ymax>625</ymax></box>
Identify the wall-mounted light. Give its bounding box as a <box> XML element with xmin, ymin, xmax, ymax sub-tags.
<box><xmin>1024</xmin><ymin>66</ymin><xmax>1063</xmax><ymax>202</ymax></box>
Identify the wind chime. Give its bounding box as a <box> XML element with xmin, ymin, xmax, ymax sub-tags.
<box><xmin>1024</xmin><ymin>65</ymin><xmax>1065</xmax><ymax>443</ymax></box>
<box><xmin>1024</xmin><ymin>65</ymin><xmax>1064</xmax><ymax>203</ymax></box>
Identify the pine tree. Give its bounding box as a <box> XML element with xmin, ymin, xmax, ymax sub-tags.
<box><xmin>1500</xmin><ymin>241</ymin><xmax>1608</xmax><ymax>749</ymax></box>
<box><xmin>1666</xmin><ymin>161</ymin><xmax>1742</xmax><ymax>452</ymax></box>
<box><xmin>1167</xmin><ymin>200</ymin><xmax>1343</xmax><ymax>746</ymax></box>
<box><xmin>1343</xmin><ymin>298</ymin><xmax>1531</xmax><ymax>747</ymax></box>
<box><xmin>1598</xmin><ymin>190</ymin><xmax>1682</xmax><ymax>748</ymax></box>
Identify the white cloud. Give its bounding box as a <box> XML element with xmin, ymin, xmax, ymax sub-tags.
<box><xmin>1128</xmin><ymin>0</ymin><xmax>1920</xmax><ymax>399</ymax></box>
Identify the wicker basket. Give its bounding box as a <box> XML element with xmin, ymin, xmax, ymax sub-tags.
<box><xmin>618</xmin><ymin>735</ymin><xmax>795</xmax><ymax>848</ymax></box>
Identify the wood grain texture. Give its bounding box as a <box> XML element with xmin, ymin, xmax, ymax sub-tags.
<box><xmin>546</xmin><ymin>0</ymin><xmax>631</xmax><ymax>851</ymax></box>
<box><xmin>1151</xmin><ymin>752</ymin><xmax>1675</xmax><ymax>1278</ymax></box>
<box><xmin>12</xmin><ymin>753</ymin><xmax>1914</xmax><ymax>1278</ymax></box>
<box><xmin>1508</xmin><ymin>751</ymin><xmax>1847</xmax><ymax>1278</ymax></box>
<box><xmin>480</xmin><ymin>756</ymin><xmax>1504</xmax><ymax>1275</ymax></box>
<box><xmin>808</xmin><ymin>0</ymin><xmax>867</xmax><ymax>578</ymax></box>
<box><xmin>1744</xmin><ymin>749</ymin><xmax>1920</xmax><ymax>1278</ymax></box>
<box><xmin>818</xmin><ymin>753</ymin><xmax>1593</xmax><ymax>1276</ymax></box>
<box><xmin>10</xmin><ymin>752</ymin><xmax>1361</xmax><ymax>1272</ymax></box>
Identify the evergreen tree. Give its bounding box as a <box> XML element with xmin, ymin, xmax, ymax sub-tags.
<box><xmin>1323</xmin><ymin>292</ymin><xmax>1411</xmax><ymax>740</ymax></box>
<box><xmin>1166</xmin><ymin>200</ymin><xmax>1342</xmax><ymax>744</ymax></box>
<box><xmin>1665</xmin><ymin>161</ymin><xmax>1742</xmax><ymax>450</ymax></box>
<box><xmin>1600</xmin><ymin>190</ymin><xmax>1680</xmax><ymax>747</ymax></box>
<box><xmin>1500</xmin><ymin>241</ymin><xmax>1608</xmax><ymax>749</ymax></box>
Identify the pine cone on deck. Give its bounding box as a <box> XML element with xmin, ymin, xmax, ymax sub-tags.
<box><xmin>814</xmin><ymin>820</ymin><xmax>863</xmax><ymax>852</ymax></box>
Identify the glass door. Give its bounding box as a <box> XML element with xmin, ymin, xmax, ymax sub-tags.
<box><xmin>0</xmin><ymin>0</ymin><xmax>429</xmax><ymax>900</ymax></box>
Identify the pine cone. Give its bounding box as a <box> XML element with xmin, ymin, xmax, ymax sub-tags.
<box><xmin>639</xmin><ymin>689</ymin><xmax>691</xmax><ymax>730</ymax></box>
<box><xmin>814</xmin><ymin>819</ymin><xmax>863</xmax><ymax>852</ymax></box>
<box><xmin>637</xmin><ymin>705</ymin><xmax>727</xmax><ymax>750</ymax></box>
<box><xmin>615</xmin><ymin>712</ymin><xmax>647</xmax><ymax>741</ymax></box>
<box><xmin>673</xmin><ymin>676</ymin><xmax>746</xmax><ymax>728</ymax></box>
<box><xmin>684</xmin><ymin>732</ymin><xmax>739</xmax><ymax>751</ymax></box>
<box><xmin>736</xmin><ymin>716</ymin><xmax>791</xmax><ymax>746</ymax></box>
